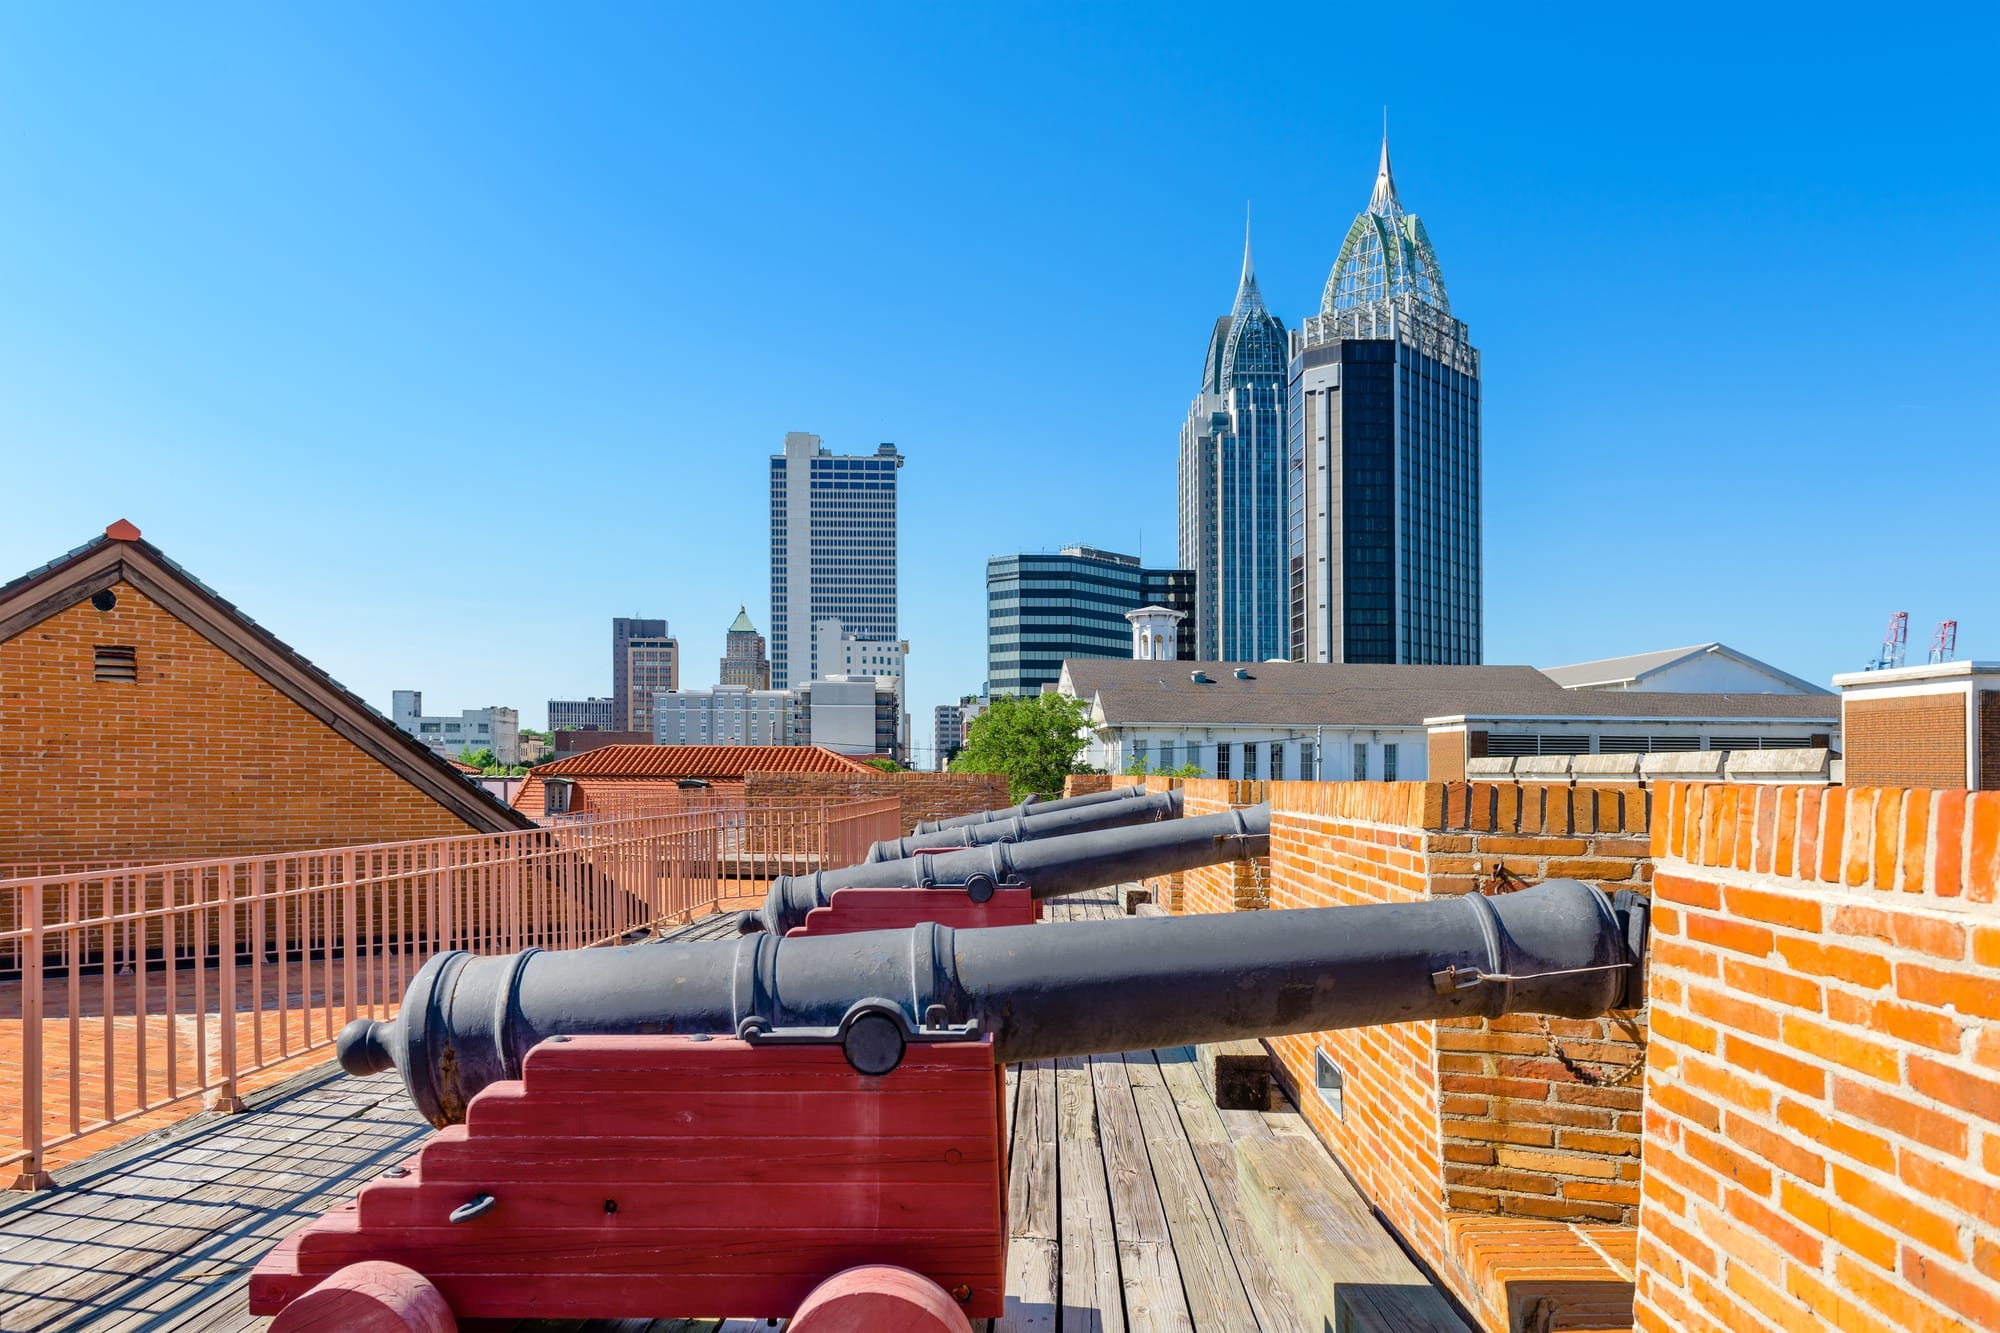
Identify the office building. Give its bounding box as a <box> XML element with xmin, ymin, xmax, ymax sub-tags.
<box><xmin>934</xmin><ymin>702</ymin><xmax>964</xmax><ymax>769</ymax></box>
<box><xmin>720</xmin><ymin>607</ymin><xmax>771</xmax><ymax>689</ymax></box>
<box><xmin>391</xmin><ymin>690</ymin><xmax>521</xmax><ymax>765</ymax></box>
<box><xmin>987</xmin><ymin>546</ymin><xmax>1194</xmax><ymax>696</ymax></box>
<box><xmin>804</xmin><ymin>676</ymin><xmax>901</xmax><ymax>760</ymax></box>
<box><xmin>813</xmin><ymin>616</ymin><xmax>908</xmax><ymax>754</ymax></box>
<box><xmin>547</xmin><ymin>697</ymin><xmax>616</xmax><ymax>732</ymax></box>
<box><xmin>1289</xmin><ymin>138</ymin><xmax>1481</xmax><ymax>664</ymax></box>
<box><xmin>610</xmin><ymin>618</ymin><xmax>668</xmax><ymax>729</ymax></box>
<box><xmin>622</xmin><ymin>631</ymin><xmax>679</xmax><ymax>736</ymax></box>
<box><xmin>769</xmin><ymin>432</ymin><xmax>903</xmax><ymax>688</ymax></box>
<box><xmin>653</xmin><ymin>685</ymin><xmax>799</xmax><ymax>747</ymax></box>
<box><xmin>1179</xmin><ymin>222</ymin><xmax>1290</xmax><ymax>662</ymax></box>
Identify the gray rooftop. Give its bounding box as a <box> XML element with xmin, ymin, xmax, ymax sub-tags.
<box><xmin>1061</xmin><ymin>659</ymin><xmax>1841</xmax><ymax>728</ymax></box>
<box><xmin>1541</xmin><ymin>642</ymin><xmax>1831</xmax><ymax>695</ymax></box>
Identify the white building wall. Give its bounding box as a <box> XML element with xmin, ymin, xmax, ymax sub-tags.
<box><xmin>390</xmin><ymin>690</ymin><xmax>520</xmax><ymax>764</ymax></box>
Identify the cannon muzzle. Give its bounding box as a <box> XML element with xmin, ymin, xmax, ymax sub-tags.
<box><xmin>866</xmin><ymin>788</ymin><xmax>1183</xmax><ymax>861</ymax></box>
<box><xmin>912</xmin><ymin>784</ymin><xmax>1148</xmax><ymax>834</ymax></box>
<box><xmin>340</xmin><ymin>879</ymin><xmax>1649</xmax><ymax>1127</ymax></box>
<box><xmin>738</xmin><ymin>802</ymin><xmax>1270</xmax><ymax>935</ymax></box>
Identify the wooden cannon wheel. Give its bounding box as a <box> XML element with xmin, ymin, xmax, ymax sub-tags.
<box><xmin>268</xmin><ymin>1261</ymin><xmax>457</xmax><ymax>1333</ymax></box>
<box><xmin>789</xmin><ymin>1264</ymin><xmax>975</xmax><ymax>1333</ymax></box>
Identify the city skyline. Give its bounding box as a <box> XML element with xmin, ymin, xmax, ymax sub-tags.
<box><xmin>0</xmin><ymin>8</ymin><xmax>1993</xmax><ymax>758</ymax></box>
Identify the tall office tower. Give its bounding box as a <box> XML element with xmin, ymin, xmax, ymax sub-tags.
<box><xmin>769</xmin><ymin>432</ymin><xmax>904</xmax><ymax>689</ymax></box>
<box><xmin>610</xmin><ymin>617</ymin><xmax>668</xmax><ymax>729</ymax></box>
<box><xmin>1288</xmin><ymin>138</ymin><xmax>1481</xmax><ymax>664</ymax></box>
<box><xmin>1179</xmin><ymin>222</ymin><xmax>1290</xmax><ymax>662</ymax></box>
<box><xmin>719</xmin><ymin>607</ymin><xmax>771</xmax><ymax>689</ymax></box>
<box><xmin>986</xmin><ymin>546</ymin><xmax>1195</xmax><ymax>696</ymax></box>
<box><xmin>622</xmin><ymin>630</ymin><xmax>679</xmax><ymax>736</ymax></box>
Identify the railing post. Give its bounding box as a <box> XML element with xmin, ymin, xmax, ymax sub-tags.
<box><xmin>11</xmin><ymin>882</ymin><xmax>54</xmax><ymax>1190</ymax></box>
<box><xmin>342</xmin><ymin>849</ymin><xmax>358</xmax><ymax>1025</ymax></box>
<box><xmin>210</xmin><ymin>868</ymin><xmax>246</xmax><ymax>1114</ymax></box>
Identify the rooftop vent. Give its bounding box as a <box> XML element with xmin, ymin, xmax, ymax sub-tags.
<box><xmin>1190</xmin><ymin>670</ymin><xmax>1212</xmax><ymax>684</ymax></box>
<box><xmin>94</xmin><ymin>645</ymin><xmax>137</xmax><ymax>683</ymax></box>
<box><xmin>1233</xmin><ymin>668</ymin><xmax>1252</xmax><ymax>680</ymax></box>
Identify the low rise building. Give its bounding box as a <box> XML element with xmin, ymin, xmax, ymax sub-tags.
<box><xmin>1835</xmin><ymin>659</ymin><xmax>2000</xmax><ymax>790</ymax></box>
<box><xmin>391</xmin><ymin>691</ymin><xmax>521</xmax><ymax>765</ymax></box>
<box><xmin>552</xmin><ymin>728</ymin><xmax>653</xmax><ymax>758</ymax></box>
<box><xmin>513</xmin><ymin>743</ymin><xmax>876</xmax><ymax>818</ymax></box>
<box><xmin>1060</xmin><ymin>658</ymin><xmax>1840</xmax><ymax>782</ymax></box>
<box><xmin>1542</xmin><ymin>642</ymin><xmax>1830</xmax><ymax>695</ymax></box>
<box><xmin>814</xmin><ymin>617</ymin><xmax>907</xmax><ymax>753</ymax></box>
<box><xmin>805</xmin><ymin>675</ymin><xmax>901</xmax><ymax>760</ymax></box>
<box><xmin>547</xmin><ymin>697</ymin><xmax>616</xmax><ymax>732</ymax></box>
<box><xmin>653</xmin><ymin>685</ymin><xmax>799</xmax><ymax>747</ymax></box>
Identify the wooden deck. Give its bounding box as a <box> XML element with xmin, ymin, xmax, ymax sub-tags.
<box><xmin>0</xmin><ymin>893</ymin><xmax>1465</xmax><ymax>1332</ymax></box>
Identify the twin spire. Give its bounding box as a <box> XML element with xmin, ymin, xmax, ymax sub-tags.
<box><xmin>1231</xmin><ymin>125</ymin><xmax>1400</xmax><ymax>309</ymax></box>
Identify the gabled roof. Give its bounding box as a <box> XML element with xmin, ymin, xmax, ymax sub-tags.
<box><xmin>1059</xmin><ymin>659</ymin><xmax>1840</xmax><ymax>729</ymax></box>
<box><xmin>727</xmin><ymin>606</ymin><xmax>759</xmax><ymax>634</ymax></box>
<box><xmin>531</xmin><ymin>744</ymin><xmax>877</xmax><ymax>780</ymax></box>
<box><xmin>0</xmin><ymin>521</ymin><xmax>534</xmax><ymax>833</ymax></box>
<box><xmin>1540</xmin><ymin>643</ymin><xmax>1831</xmax><ymax>695</ymax></box>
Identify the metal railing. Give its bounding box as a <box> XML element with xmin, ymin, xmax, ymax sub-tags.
<box><xmin>0</xmin><ymin>796</ymin><xmax>901</xmax><ymax>1188</ymax></box>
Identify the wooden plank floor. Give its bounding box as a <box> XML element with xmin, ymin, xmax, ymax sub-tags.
<box><xmin>0</xmin><ymin>893</ymin><xmax>1437</xmax><ymax>1332</ymax></box>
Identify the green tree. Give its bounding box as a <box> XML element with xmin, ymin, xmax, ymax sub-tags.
<box><xmin>460</xmin><ymin>747</ymin><xmax>498</xmax><ymax>770</ymax></box>
<box><xmin>949</xmin><ymin>694</ymin><xmax>1095</xmax><ymax>801</ymax></box>
<box><xmin>864</xmin><ymin>758</ymin><xmax>905</xmax><ymax>774</ymax></box>
<box><xmin>1122</xmin><ymin>756</ymin><xmax>1208</xmax><ymax>779</ymax></box>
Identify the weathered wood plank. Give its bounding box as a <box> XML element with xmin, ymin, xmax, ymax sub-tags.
<box><xmin>994</xmin><ymin>1057</ymin><xmax>1058</xmax><ymax>1333</ymax></box>
<box><xmin>1089</xmin><ymin>1050</ymin><xmax>1193</xmax><ymax>1333</ymax></box>
<box><xmin>1055</xmin><ymin>1056</ymin><xmax>1121</xmax><ymax>1333</ymax></box>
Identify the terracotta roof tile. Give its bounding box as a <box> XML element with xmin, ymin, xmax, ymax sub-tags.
<box><xmin>531</xmin><ymin>744</ymin><xmax>876</xmax><ymax>780</ymax></box>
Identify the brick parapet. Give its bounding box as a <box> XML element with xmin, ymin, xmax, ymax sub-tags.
<box><xmin>1636</xmin><ymin>783</ymin><xmax>2000</xmax><ymax>1332</ymax></box>
<box><xmin>742</xmin><ymin>771</ymin><xmax>1008</xmax><ymax>837</ymax></box>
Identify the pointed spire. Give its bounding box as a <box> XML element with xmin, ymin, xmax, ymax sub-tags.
<box><xmin>1230</xmin><ymin>204</ymin><xmax>1268</xmax><ymax>319</ymax></box>
<box><xmin>1370</xmin><ymin>128</ymin><xmax>1400</xmax><ymax>214</ymax></box>
<box><xmin>1241</xmin><ymin>203</ymin><xmax>1255</xmax><ymax>286</ymax></box>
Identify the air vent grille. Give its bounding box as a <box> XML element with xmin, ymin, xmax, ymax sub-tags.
<box><xmin>94</xmin><ymin>645</ymin><xmax>137</xmax><ymax>683</ymax></box>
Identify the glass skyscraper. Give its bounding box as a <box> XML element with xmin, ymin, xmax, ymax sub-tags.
<box><xmin>1288</xmin><ymin>139</ymin><xmax>1481</xmax><ymax>664</ymax></box>
<box><xmin>1179</xmin><ymin>225</ymin><xmax>1290</xmax><ymax>662</ymax></box>
<box><xmin>986</xmin><ymin>546</ymin><xmax>1194</xmax><ymax>696</ymax></box>
<box><xmin>769</xmin><ymin>432</ymin><xmax>903</xmax><ymax>689</ymax></box>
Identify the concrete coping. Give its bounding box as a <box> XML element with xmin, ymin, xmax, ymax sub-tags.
<box><xmin>1511</xmin><ymin>755</ymin><xmax>1575</xmax><ymax>778</ymax></box>
<box><xmin>1465</xmin><ymin>757</ymin><xmax>1517</xmax><ymax>777</ymax></box>
<box><xmin>1722</xmin><ymin>747</ymin><xmax>1832</xmax><ymax>779</ymax></box>
<box><xmin>1570</xmin><ymin>753</ymin><xmax>1643</xmax><ymax>780</ymax></box>
<box><xmin>1639</xmin><ymin>751</ymin><xmax>1728</xmax><ymax>778</ymax></box>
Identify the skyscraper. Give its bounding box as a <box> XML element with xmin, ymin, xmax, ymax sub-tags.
<box><xmin>1289</xmin><ymin>138</ymin><xmax>1480</xmax><ymax>664</ymax></box>
<box><xmin>611</xmin><ymin>618</ymin><xmax>669</xmax><ymax>730</ymax></box>
<box><xmin>986</xmin><ymin>546</ymin><xmax>1195</xmax><ymax>696</ymax></box>
<box><xmin>719</xmin><ymin>607</ymin><xmax>771</xmax><ymax>690</ymax></box>
<box><xmin>622</xmin><ymin>630</ymin><xmax>679</xmax><ymax>736</ymax></box>
<box><xmin>769</xmin><ymin>432</ymin><xmax>903</xmax><ymax>689</ymax></box>
<box><xmin>1180</xmin><ymin>221</ymin><xmax>1290</xmax><ymax>662</ymax></box>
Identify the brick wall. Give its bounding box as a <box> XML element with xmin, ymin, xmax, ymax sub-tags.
<box><xmin>742</xmin><ymin>771</ymin><xmax>1009</xmax><ymax>836</ymax></box>
<box><xmin>1844</xmin><ymin>694</ymin><xmax>1967</xmax><ymax>790</ymax></box>
<box><xmin>1178</xmin><ymin>778</ymin><xmax>1270</xmax><ymax>914</ymax></box>
<box><xmin>1061</xmin><ymin>774</ymin><xmax>1118</xmax><ymax>799</ymax></box>
<box><xmin>1430</xmin><ymin>728</ymin><xmax>1466</xmax><ymax>782</ymax></box>
<box><xmin>1983</xmin><ymin>691</ymin><xmax>2000</xmax><ymax>791</ymax></box>
<box><xmin>1637</xmin><ymin>783</ymin><xmax>2000</xmax><ymax>1332</ymax></box>
<box><xmin>0</xmin><ymin>581</ymin><xmax>484</xmax><ymax>866</ymax></box>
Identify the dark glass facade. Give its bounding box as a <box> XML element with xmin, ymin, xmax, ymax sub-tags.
<box><xmin>987</xmin><ymin>549</ymin><xmax>1195</xmax><ymax>696</ymax></box>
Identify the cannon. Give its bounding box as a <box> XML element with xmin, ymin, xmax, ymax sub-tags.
<box><xmin>912</xmin><ymin>783</ymin><xmax>1147</xmax><ymax>834</ymax></box>
<box><xmin>742</xmin><ymin>801</ymin><xmax>1269</xmax><ymax>936</ymax></box>
<box><xmin>863</xmin><ymin>786</ymin><xmax>1183</xmax><ymax>861</ymax></box>
<box><xmin>254</xmin><ymin>880</ymin><xmax>1648</xmax><ymax>1330</ymax></box>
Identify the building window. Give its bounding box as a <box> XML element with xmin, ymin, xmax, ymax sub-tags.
<box><xmin>1384</xmin><ymin>744</ymin><xmax>1399</xmax><ymax>782</ymax></box>
<box><xmin>93</xmin><ymin>645</ymin><xmax>137</xmax><ymax>683</ymax></box>
<box><xmin>1268</xmin><ymin>745</ymin><xmax>1280</xmax><ymax>781</ymax></box>
<box><xmin>1159</xmin><ymin>742</ymin><xmax>1176</xmax><ymax>771</ymax></box>
<box><xmin>1353</xmin><ymin>743</ymin><xmax>1368</xmax><ymax>781</ymax></box>
<box><xmin>1217</xmin><ymin>744</ymin><xmax>1232</xmax><ymax>779</ymax></box>
<box><xmin>1132</xmin><ymin>740</ymin><xmax>1148</xmax><ymax>768</ymax></box>
<box><xmin>1314</xmin><ymin>1048</ymin><xmax>1345</xmax><ymax>1120</ymax></box>
<box><xmin>1299</xmin><ymin>743</ymin><xmax>1316</xmax><ymax>781</ymax></box>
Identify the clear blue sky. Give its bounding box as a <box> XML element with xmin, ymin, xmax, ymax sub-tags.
<box><xmin>2</xmin><ymin>6</ymin><xmax>1995</xmax><ymax>761</ymax></box>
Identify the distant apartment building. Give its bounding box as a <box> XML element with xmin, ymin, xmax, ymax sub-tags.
<box><xmin>805</xmin><ymin>675</ymin><xmax>901</xmax><ymax>760</ymax></box>
<box><xmin>1180</xmin><ymin>223</ymin><xmax>1290</xmax><ymax>662</ymax></box>
<box><xmin>548</xmin><ymin>696</ymin><xmax>616</xmax><ymax>732</ymax></box>
<box><xmin>1290</xmin><ymin>139</ymin><xmax>1481</xmax><ymax>665</ymax></box>
<box><xmin>720</xmin><ymin>607</ymin><xmax>771</xmax><ymax>689</ymax></box>
<box><xmin>770</xmin><ymin>432</ymin><xmax>903</xmax><ymax>688</ymax></box>
<box><xmin>610</xmin><ymin>617</ymin><xmax>668</xmax><ymax>729</ymax></box>
<box><xmin>987</xmin><ymin>546</ymin><xmax>1194</xmax><ymax>696</ymax></box>
<box><xmin>652</xmin><ymin>685</ymin><xmax>798</xmax><ymax>747</ymax></box>
<box><xmin>622</xmin><ymin>630</ymin><xmax>680</xmax><ymax>737</ymax></box>
<box><xmin>932</xmin><ymin>693</ymin><xmax>988</xmax><ymax>769</ymax></box>
<box><xmin>391</xmin><ymin>690</ymin><xmax>521</xmax><ymax>765</ymax></box>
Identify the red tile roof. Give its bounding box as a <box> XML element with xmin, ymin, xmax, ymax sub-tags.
<box><xmin>532</xmin><ymin>745</ymin><xmax>876</xmax><ymax>780</ymax></box>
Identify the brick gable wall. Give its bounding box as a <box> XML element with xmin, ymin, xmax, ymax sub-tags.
<box><xmin>1844</xmin><ymin>693</ymin><xmax>1967</xmax><ymax>790</ymax></box>
<box><xmin>0</xmin><ymin>581</ymin><xmax>483</xmax><ymax>867</ymax></box>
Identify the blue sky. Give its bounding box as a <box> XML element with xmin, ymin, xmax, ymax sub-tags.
<box><xmin>2</xmin><ymin>5</ymin><xmax>1994</xmax><ymax>761</ymax></box>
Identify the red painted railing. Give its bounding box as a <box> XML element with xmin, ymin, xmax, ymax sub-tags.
<box><xmin>0</xmin><ymin>797</ymin><xmax>900</xmax><ymax>1187</ymax></box>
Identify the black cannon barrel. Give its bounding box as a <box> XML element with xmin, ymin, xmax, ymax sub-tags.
<box><xmin>865</xmin><ymin>789</ymin><xmax>1184</xmax><ymax>862</ymax></box>
<box><xmin>913</xmin><ymin>784</ymin><xmax>1148</xmax><ymax>835</ymax></box>
<box><xmin>742</xmin><ymin>802</ymin><xmax>1270</xmax><ymax>936</ymax></box>
<box><xmin>338</xmin><ymin>879</ymin><xmax>1649</xmax><ymax>1127</ymax></box>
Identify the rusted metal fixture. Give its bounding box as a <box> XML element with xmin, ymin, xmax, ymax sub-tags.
<box><xmin>911</xmin><ymin>784</ymin><xmax>1148</xmax><ymax>834</ymax></box>
<box><xmin>739</xmin><ymin>802</ymin><xmax>1270</xmax><ymax>937</ymax></box>
<box><xmin>339</xmin><ymin>877</ymin><xmax>1649</xmax><ymax>1128</ymax></box>
<box><xmin>863</xmin><ymin>788</ymin><xmax>1184</xmax><ymax>862</ymax></box>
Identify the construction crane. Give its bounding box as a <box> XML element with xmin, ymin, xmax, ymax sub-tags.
<box><xmin>1928</xmin><ymin>620</ymin><xmax>1959</xmax><ymax>665</ymax></box>
<box><xmin>1868</xmin><ymin>612</ymin><xmax>1909</xmax><ymax>671</ymax></box>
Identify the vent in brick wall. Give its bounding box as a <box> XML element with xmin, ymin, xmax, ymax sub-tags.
<box><xmin>1597</xmin><ymin>734</ymin><xmax>1705</xmax><ymax>754</ymax></box>
<box><xmin>1709</xmin><ymin>735</ymin><xmax>1814</xmax><ymax>750</ymax></box>
<box><xmin>93</xmin><ymin>645</ymin><xmax>137</xmax><ymax>683</ymax></box>
<box><xmin>1313</xmin><ymin>1048</ymin><xmax>1345</xmax><ymax>1120</ymax></box>
<box><xmin>1485</xmin><ymin>733</ymin><xmax>1591</xmax><ymax>756</ymax></box>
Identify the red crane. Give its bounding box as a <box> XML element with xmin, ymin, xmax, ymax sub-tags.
<box><xmin>1929</xmin><ymin>619</ymin><xmax>1958</xmax><ymax>664</ymax></box>
<box><xmin>1870</xmin><ymin>612</ymin><xmax>1909</xmax><ymax>671</ymax></box>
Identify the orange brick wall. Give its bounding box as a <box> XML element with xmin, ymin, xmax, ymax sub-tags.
<box><xmin>1430</xmin><ymin>729</ymin><xmax>1466</xmax><ymax>782</ymax></box>
<box><xmin>1061</xmin><ymin>774</ymin><xmax>1118</xmax><ymax>799</ymax></box>
<box><xmin>1177</xmin><ymin>779</ymin><xmax>1270</xmax><ymax>914</ymax></box>
<box><xmin>0</xmin><ymin>581</ymin><xmax>485</xmax><ymax>866</ymax></box>
<box><xmin>742</xmin><ymin>771</ymin><xmax>1009</xmax><ymax>836</ymax></box>
<box><xmin>1636</xmin><ymin>783</ymin><xmax>2000</xmax><ymax>1333</ymax></box>
<box><xmin>1844</xmin><ymin>694</ymin><xmax>1967</xmax><ymax>790</ymax></box>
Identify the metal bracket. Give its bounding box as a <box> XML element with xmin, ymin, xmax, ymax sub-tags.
<box><xmin>737</xmin><ymin>998</ymin><xmax>982</xmax><ymax>1076</ymax></box>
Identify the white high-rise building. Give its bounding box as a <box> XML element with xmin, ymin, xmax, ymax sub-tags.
<box><xmin>769</xmin><ymin>432</ymin><xmax>903</xmax><ymax>689</ymax></box>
